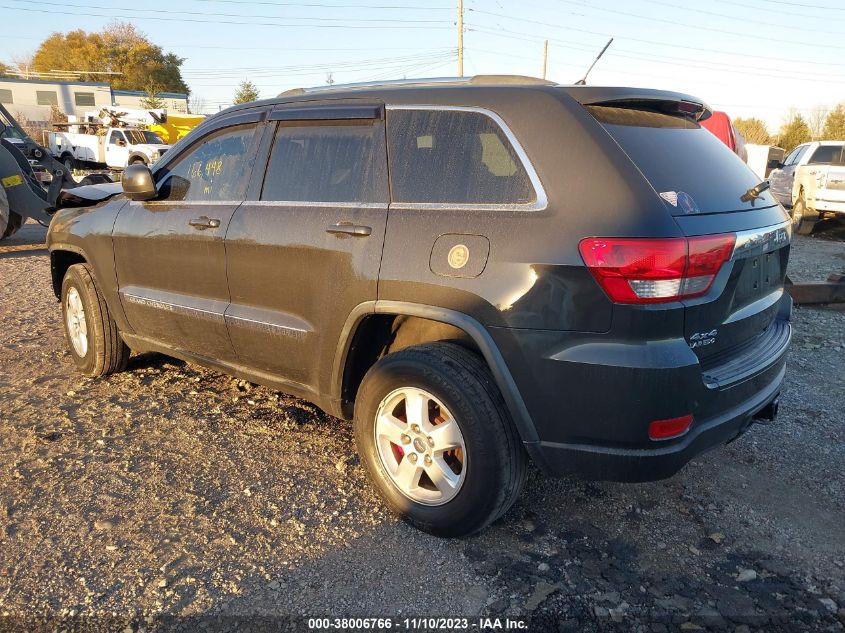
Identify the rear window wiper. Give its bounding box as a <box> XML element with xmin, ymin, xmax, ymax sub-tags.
<box><xmin>741</xmin><ymin>180</ymin><xmax>770</xmax><ymax>204</ymax></box>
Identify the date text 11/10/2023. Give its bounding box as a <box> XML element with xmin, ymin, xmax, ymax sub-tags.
<box><xmin>306</xmin><ymin>617</ymin><xmax>529</xmax><ymax>630</ymax></box>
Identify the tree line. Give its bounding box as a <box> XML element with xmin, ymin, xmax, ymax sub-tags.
<box><xmin>734</xmin><ymin>105</ymin><xmax>845</xmax><ymax>152</ymax></box>
<box><xmin>1</xmin><ymin>21</ymin><xmax>187</xmax><ymax>103</ymax></box>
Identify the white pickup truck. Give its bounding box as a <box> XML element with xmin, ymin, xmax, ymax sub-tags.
<box><xmin>45</xmin><ymin>126</ymin><xmax>170</xmax><ymax>172</ymax></box>
<box><xmin>769</xmin><ymin>141</ymin><xmax>845</xmax><ymax>234</ymax></box>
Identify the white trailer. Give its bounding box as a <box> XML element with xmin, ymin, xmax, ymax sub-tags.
<box><xmin>745</xmin><ymin>144</ymin><xmax>785</xmax><ymax>181</ymax></box>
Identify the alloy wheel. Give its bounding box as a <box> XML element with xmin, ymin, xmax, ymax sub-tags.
<box><xmin>65</xmin><ymin>286</ymin><xmax>88</xmax><ymax>357</ymax></box>
<box><xmin>373</xmin><ymin>387</ymin><xmax>467</xmax><ymax>506</ymax></box>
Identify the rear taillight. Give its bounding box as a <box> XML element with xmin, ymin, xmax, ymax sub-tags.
<box><xmin>578</xmin><ymin>234</ymin><xmax>736</xmax><ymax>304</ymax></box>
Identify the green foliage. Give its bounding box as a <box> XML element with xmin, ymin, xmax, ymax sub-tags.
<box><xmin>233</xmin><ymin>80</ymin><xmax>260</xmax><ymax>105</ymax></box>
<box><xmin>778</xmin><ymin>114</ymin><xmax>812</xmax><ymax>152</ymax></box>
<box><xmin>32</xmin><ymin>21</ymin><xmax>188</xmax><ymax>94</ymax></box>
<box><xmin>822</xmin><ymin>105</ymin><xmax>845</xmax><ymax>140</ymax></box>
<box><xmin>140</xmin><ymin>83</ymin><xmax>166</xmax><ymax>109</ymax></box>
<box><xmin>732</xmin><ymin>117</ymin><xmax>771</xmax><ymax>145</ymax></box>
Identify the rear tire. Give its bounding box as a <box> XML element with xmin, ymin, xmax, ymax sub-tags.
<box><xmin>61</xmin><ymin>263</ymin><xmax>130</xmax><ymax>377</ymax></box>
<box><xmin>61</xmin><ymin>154</ymin><xmax>76</xmax><ymax>172</ymax></box>
<box><xmin>792</xmin><ymin>194</ymin><xmax>817</xmax><ymax>235</ymax></box>
<box><xmin>354</xmin><ymin>342</ymin><xmax>528</xmax><ymax>537</ymax></box>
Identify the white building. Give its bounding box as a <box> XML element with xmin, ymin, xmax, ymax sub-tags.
<box><xmin>112</xmin><ymin>89</ymin><xmax>188</xmax><ymax>114</ymax></box>
<box><xmin>0</xmin><ymin>78</ymin><xmax>188</xmax><ymax>122</ymax></box>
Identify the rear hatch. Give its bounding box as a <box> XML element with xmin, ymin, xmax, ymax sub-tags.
<box><xmin>582</xmin><ymin>97</ymin><xmax>791</xmax><ymax>382</ymax></box>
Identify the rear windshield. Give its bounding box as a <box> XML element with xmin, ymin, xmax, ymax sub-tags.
<box><xmin>587</xmin><ymin>106</ymin><xmax>777</xmax><ymax>215</ymax></box>
<box><xmin>807</xmin><ymin>145</ymin><xmax>845</xmax><ymax>165</ymax></box>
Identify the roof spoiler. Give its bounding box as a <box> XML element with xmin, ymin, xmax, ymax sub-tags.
<box><xmin>561</xmin><ymin>86</ymin><xmax>712</xmax><ymax>121</ymax></box>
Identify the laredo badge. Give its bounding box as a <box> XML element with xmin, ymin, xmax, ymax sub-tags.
<box><xmin>689</xmin><ymin>329</ymin><xmax>718</xmax><ymax>349</ymax></box>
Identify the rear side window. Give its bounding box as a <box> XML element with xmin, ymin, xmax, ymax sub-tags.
<box><xmin>156</xmin><ymin>124</ymin><xmax>256</xmax><ymax>202</ymax></box>
<box><xmin>807</xmin><ymin>145</ymin><xmax>844</xmax><ymax>165</ymax></box>
<box><xmin>587</xmin><ymin>105</ymin><xmax>777</xmax><ymax>214</ymax></box>
<box><xmin>387</xmin><ymin>109</ymin><xmax>535</xmax><ymax>205</ymax></box>
<box><xmin>261</xmin><ymin>121</ymin><xmax>387</xmax><ymax>203</ymax></box>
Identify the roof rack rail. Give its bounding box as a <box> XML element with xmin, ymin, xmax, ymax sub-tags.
<box><xmin>279</xmin><ymin>74</ymin><xmax>555</xmax><ymax>97</ymax></box>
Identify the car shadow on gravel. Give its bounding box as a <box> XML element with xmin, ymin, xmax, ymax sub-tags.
<box><xmin>0</xmin><ymin>246</ymin><xmax>48</xmax><ymax>259</ymax></box>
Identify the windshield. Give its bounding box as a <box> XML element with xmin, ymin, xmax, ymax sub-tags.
<box><xmin>124</xmin><ymin>129</ymin><xmax>164</xmax><ymax>145</ymax></box>
<box><xmin>587</xmin><ymin>105</ymin><xmax>777</xmax><ymax>215</ymax></box>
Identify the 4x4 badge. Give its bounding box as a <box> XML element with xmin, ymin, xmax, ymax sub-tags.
<box><xmin>689</xmin><ymin>329</ymin><xmax>718</xmax><ymax>349</ymax></box>
<box><xmin>448</xmin><ymin>244</ymin><xmax>470</xmax><ymax>269</ymax></box>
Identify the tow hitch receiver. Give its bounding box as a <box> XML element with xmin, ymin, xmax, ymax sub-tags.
<box><xmin>753</xmin><ymin>396</ymin><xmax>779</xmax><ymax>423</ymax></box>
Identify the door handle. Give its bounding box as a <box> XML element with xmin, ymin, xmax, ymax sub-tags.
<box><xmin>188</xmin><ymin>216</ymin><xmax>221</xmax><ymax>230</ymax></box>
<box><xmin>326</xmin><ymin>221</ymin><xmax>372</xmax><ymax>237</ymax></box>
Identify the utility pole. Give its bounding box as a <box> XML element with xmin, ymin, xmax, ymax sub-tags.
<box><xmin>542</xmin><ymin>39</ymin><xmax>548</xmax><ymax>80</ymax></box>
<box><xmin>457</xmin><ymin>0</ymin><xmax>464</xmax><ymax>77</ymax></box>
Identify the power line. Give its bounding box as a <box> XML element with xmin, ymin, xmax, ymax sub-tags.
<box><xmin>464</xmin><ymin>12</ymin><xmax>845</xmax><ymax>67</ymax></box>
<box><xmin>468</xmin><ymin>25</ymin><xmax>845</xmax><ymax>85</ymax></box>
<box><xmin>737</xmin><ymin>0</ymin><xmax>845</xmax><ymax>10</ymax></box>
<box><xmin>182</xmin><ymin>52</ymin><xmax>456</xmax><ymax>74</ymax></box>
<box><xmin>184</xmin><ymin>54</ymin><xmax>457</xmax><ymax>85</ymax></box>
<box><xmin>0</xmin><ymin>2</ymin><xmax>452</xmax><ymax>28</ymax></box>
<box><xmin>184</xmin><ymin>56</ymin><xmax>457</xmax><ymax>82</ymax></box>
<box><xmin>712</xmin><ymin>0</ymin><xmax>845</xmax><ymax>19</ymax></box>
<box><xmin>474</xmin><ymin>4</ymin><xmax>845</xmax><ymax>50</ymax></box>
<box><xmin>191</xmin><ymin>0</ymin><xmax>452</xmax><ymax>9</ymax></box>
<box><xmin>640</xmin><ymin>0</ymin><xmax>845</xmax><ymax>29</ymax></box>
<box><xmin>7</xmin><ymin>0</ymin><xmax>445</xmax><ymax>23</ymax></box>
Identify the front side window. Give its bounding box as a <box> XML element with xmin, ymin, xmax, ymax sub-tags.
<box><xmin>109</xmin><ymin>131</ymin><xmax>126</xmax><ymax>145</ymax></box>
<box><xmin>36</xmin><ymin>91</ymin><xmax>58</xmax><ymax>106</ymax></box>
<box><xmin>261</xmin><ymin>121</ymin><xmax>386</xmax><ymax>203</ymax></box>
<box><xmin>155</xmin><ymin>124</ymin><xmax>256</xmax><ymax>202</ymax></box>
<box><xmin>782</xmin><ymin>147</ymin><xmax>801</xmax><ymax>165</ymax></box>
<box><xmin>387</xmin><ymin>109</ymin><xmax>535</xmax><ymax>205</ymax></box>
<box><xmin>124</xmin><ymin>129</ymin><xmax>164</xmax><ymax>145</ymax></box>
<box><xmin>789</xmin><ymin>145</ymin><xmax>810</xmax><ymax>165</ymax></box>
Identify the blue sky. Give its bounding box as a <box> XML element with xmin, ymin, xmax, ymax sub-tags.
<box><xmin>2</xmin><ymin>0</ymin><xmax>843</xmax><ymax>131</ymax></box>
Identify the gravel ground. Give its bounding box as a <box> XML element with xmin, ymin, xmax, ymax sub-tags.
<box><xmin>0</xmin><ymin>220</ymin><xmax>843</xmax><ymax>632</ymax></box>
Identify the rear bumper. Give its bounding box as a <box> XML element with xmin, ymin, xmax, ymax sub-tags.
<box><xmin>528</xmin><ymin>363</ymin><xmax>784</xmax><ymax>481</ymax></box>
<box><xmin>491</xmin><ymin>296</ymin><xmax>792</xmax><ymax>483</ymax></box>
<box><xmin>814</xmin><ymin>198</ymin><xmax>845</xmax><ymax>214</ymax></box>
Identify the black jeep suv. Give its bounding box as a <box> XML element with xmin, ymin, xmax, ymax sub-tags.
<box><xmin>47</xmin><ymin>76</ymin><xmax>791</xmax><ymax>536</ymax></box>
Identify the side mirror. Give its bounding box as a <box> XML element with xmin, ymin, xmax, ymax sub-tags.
<box><xmin>768</xmin><ymin>159</ymin><xmax>783</xmax><ymax>169</ymax></box>
<box><xmin>122</xmin><ymin>163</ymin><xmax>157</xmax><ymax>201</ymax></box>
<box><xmin>117</xmin><ymin>139</ymin><xmax>127</xmax><ymax>147</ymax></box>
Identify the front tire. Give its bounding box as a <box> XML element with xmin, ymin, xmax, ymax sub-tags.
<box><xmin>354</xmin><ymin>342</ymin><xmax>528</xmax><ymax>537</ymax></box>
<box><xmin>62</xmin><ymin>154</ymin><xmax>76</xmax><ymax>172</ymax></box>
<box><xmin>61</xmin><ymin>263</ymin><xmax>130</xmax><ymax>377</ymax></box>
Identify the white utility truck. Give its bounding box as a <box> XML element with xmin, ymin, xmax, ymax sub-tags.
<box><xmin>45</xmin><ymin>111</ymin><xmax>170</xmax><ymax>171</ymax></box>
